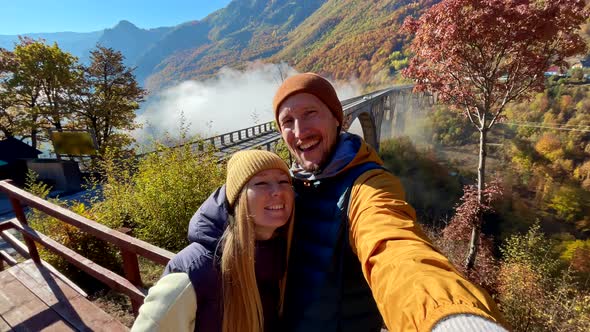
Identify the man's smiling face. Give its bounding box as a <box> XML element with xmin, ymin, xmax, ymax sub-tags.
<box><xmin>278</xmin><ymin>93</ymin><xmax>340</xmax><ymax>172</ymax></box>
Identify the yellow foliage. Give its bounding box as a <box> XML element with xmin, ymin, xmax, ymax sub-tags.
<box><xmin>535</xmin><ymin>133</ymin><xmax>564</xmax><ymax>162</ymax></box>
<box><xmin>560</xmin><ymin>239</ymin><xmax>590</xmax><ymax>261</ymax></box>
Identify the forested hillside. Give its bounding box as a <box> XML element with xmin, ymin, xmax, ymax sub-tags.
<box><xmin>377</xmin><ymin>79</ymin><xmax>590</xmax><ymax>331</ymax></box>
<box><xmin>273</xmin><ymin>0</ymin><xmax>437</xmax><ymax>84</ymax></box>
<box><xmin>140</xmin><ymin>0</ymin><xmax>328</xmax><ymax>89</ymax></box>
<box><xmin>140</xmin><ymin>0</ymin><xmax>438</xmax><ymax>89</ymax></box>
<box><xmin>1</xmin><ymin>0</ymin><xmax>440</xmax><ymax>90</ymax></box>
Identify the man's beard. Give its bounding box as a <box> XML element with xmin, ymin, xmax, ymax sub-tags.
<box><xmin>289</xmin><ymin>143</ymin><xmax>337</xmax><ymax>174</ymax></box>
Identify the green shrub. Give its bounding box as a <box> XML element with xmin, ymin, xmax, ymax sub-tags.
<box><xmin>90</xmin><ymin>140</ymin><xmax>225</xmax><ymax>252</ymax></box>
<box><xmin>379</xmin><ymin>137</ymin><xmax>463</xmax><ymax>226</ymax></box>
<box><xmin>547</xmin><ymin>185</ymin><xmax>588</xmax><ymax>224</ymax></box>
<box><xmin>424</xmin><ymin>105</ymin><xmax>477</xmax><ymax>146</ymax></box>
<box><xmin>497</xmin><ymin>222</ymin><xmax>590</xmax><ymax>331</ymax></box>
<box><xmin>273</xmin><ymin>140</ymin><xmax>293</xmax><ymax>166</ymax></box>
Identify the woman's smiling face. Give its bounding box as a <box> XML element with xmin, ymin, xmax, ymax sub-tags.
<box><xmin>246</xmin><ymin>169</ymin><xmax>293</xmax><ymax>240</ymax></box>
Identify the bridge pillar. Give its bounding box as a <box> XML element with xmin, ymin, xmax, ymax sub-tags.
<box><xmin>395</xmin><ymin>92</ymin><xmax>412</xmax><ymax>134</ymax></box>
<box><xmin>380</xmin><ymin>94</ymin><xmax>396</xmax><ymax>141</ymax></box>
<box><xmin>371</xmin><ymin>100</ymin><xmax>383</xmax><ymax>151</ymax></box>
<box><xmin>357</xmin><ymin>109</ymin><xmax>379</xmax><ymax>151</ymax></box>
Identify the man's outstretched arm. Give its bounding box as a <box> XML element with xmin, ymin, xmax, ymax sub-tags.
<box><xmin>348</xmin><ymin>169</ymin><xmax>506</xmax><ymax>332</ymax></box>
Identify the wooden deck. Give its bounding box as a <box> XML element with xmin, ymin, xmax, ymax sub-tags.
<box><xmin>0</xmin><ymin>180</ymin><xmax>175</xmax><ymax>330</ymax></box>
<box><xmin>0</xmin><ymin>259</ymin><xmax>128</xmax><ymax>332</ymax></box>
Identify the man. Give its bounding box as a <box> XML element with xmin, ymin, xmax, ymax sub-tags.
<box><xmin>273</xmin><ymin>73</ymin><xmax>507</xmax><ymax>332</ymax></box>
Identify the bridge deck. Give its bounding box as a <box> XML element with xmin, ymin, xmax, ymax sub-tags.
<box><xmin>213</xmin><ymin>130</ymin><xmax>280</xmax><ymax>159</ymax></box>
<box><xmin>0</xmin><ymin>259</ymin><xmax>128</xmax><ymax>332</ymax></box>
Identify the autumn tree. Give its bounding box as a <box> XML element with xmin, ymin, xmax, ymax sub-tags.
<box><xmin>0</xmin><ymin>48</ymin><xmax>24</xmax><ymax>139</ymax></box>
<box><xmin>1</xmin><ymin>39</ymin><xmax>45</xmax><ymax>148</ymax></box>
<box><xmin>442</xmin><ymin>179</ymin><xmax>503</xmax><ymax>292</ymax></box>
<box><xmin>1</xmin><ymin>38</ymin><xmax>81</xmax><ymax>148</ymax></box>
<box><xmin>15</xmin><ymin>38</ymin><xmax>79</xmax><ymax>132</ymax></box>
<box><xmin>74</xmin><ymin>45</ymin><xmax>144</xmax><ymax>151</ymax></box>
<box><xmin>403</xmin><ymin>0</ymin><xmax>589</xmax><ymax>269</ymax></box>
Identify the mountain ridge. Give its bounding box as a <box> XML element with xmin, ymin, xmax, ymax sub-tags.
<box><xmin>1</xmin><ymin>0</ymin><xmax>438</xmax><ymax>91</ymax></box>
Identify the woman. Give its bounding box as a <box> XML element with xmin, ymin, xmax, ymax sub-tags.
<box><xmin>132</xmin><ymin>150</ymin><xmax>294</xmax><ymax>332</ymax></box>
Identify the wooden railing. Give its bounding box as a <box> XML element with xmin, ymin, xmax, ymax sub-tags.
<box><xmin>0</xmin><ymin>180</ymin><xmax>175</xmax><ymax>315</ymax></box>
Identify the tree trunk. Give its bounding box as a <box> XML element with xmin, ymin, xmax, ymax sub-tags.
<box><xmin>53</xmin><ymin>116</ymin><xmax>63</xmax><ymax>131</ymax></box>
<box><xmin>465</xmin><ymin>125</ymin><xmax>487</xmax><ymax>270</ymax></box>
<box><xmin>31</xmin><ymin>128</ymin><xmax>37</xmax><ymax>150</ymax></box>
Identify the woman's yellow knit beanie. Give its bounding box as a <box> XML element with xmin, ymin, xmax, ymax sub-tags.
<box><xmin>225</xmin><ymin>150</ymin><xmax>291</xmax><ymax>208</ymax></box>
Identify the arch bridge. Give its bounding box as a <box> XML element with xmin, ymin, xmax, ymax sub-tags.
<box><xmin>186</xmin><ymin>84</ymin><xmax>433</xmax><ymax>159</ymax></box>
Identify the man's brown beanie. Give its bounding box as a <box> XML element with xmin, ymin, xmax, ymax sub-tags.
<box><xmin>272</xmin><ymin>73</ymin><xmax>343</xmax><ymax>131</ymax></box>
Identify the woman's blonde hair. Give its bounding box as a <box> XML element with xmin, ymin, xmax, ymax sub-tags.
<box><xmin>220</xmin><ymin>187</ymin><xmax>294</xmax><ymax>332</ymax></box>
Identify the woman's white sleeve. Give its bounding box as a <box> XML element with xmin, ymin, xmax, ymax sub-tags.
<box><xmin>131</xmin><ymin>273</ymin><xmax>197</xmax><ymax>332</ymax></box>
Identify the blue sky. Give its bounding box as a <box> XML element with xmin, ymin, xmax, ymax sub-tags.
<box><xmin>0</xmin><ymin>0</ymin><xmax>233</xmax><ymax>35</ymax></box>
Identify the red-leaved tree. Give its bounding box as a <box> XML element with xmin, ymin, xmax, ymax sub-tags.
<box><xmin>402</xmin><ymin>0</ymin><xmax>588</xmax><ymax>269</ymax></box>
<box><xmin>442</xmin><ymin>179</ymin><xmax>503</xmax><ymax>292</ymax></box>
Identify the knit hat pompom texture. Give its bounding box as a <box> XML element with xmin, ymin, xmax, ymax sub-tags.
<box><xmin>225</xmin><ymin>150</ymin><xmax>291</xmax><ymax>208</ymax></box>
<box><xmin>272</xmin><ymin>73</ymin><xmax>343</xmax><ymax>130</ymax></box>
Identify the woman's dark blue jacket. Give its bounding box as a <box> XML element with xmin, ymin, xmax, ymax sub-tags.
<box><xmin>163</xmin><ymin>185</ymin><xmax>285</xmax><ymax>332</ymax></box>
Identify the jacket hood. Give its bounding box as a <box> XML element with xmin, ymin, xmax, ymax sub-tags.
<box><xmin>291</xmin><ymin>132</ymin><xmax>383</xmax><ymax>181</ymax></box>
<box><xmin>187</xmin><ymin>185</ymin><xmax>229</xmax><ymax>251</ymax></box>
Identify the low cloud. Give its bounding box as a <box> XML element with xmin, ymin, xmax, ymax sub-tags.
<box><xmin>134</xmin><ymin>63</ymin><xmax>362</xmax><ymax>143</ymax></box>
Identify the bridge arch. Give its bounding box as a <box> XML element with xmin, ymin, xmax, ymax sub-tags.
<box><xmin>348</xmin><ymin>111</ymin><xmax>378</xmax><ymax>151</ymax></box>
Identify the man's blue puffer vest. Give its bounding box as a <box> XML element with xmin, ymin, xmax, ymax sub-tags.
<box><xmin>282</xmin><ymin>162</ymin><xmax>384</xmax><ymax>332</ymax></box>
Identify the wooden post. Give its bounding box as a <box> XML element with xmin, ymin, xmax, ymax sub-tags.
<box><xmin>121</xmin><ymin>248</ymin><xmax>142</xmax><ymax>315</ymax></box>
<box><xmin>9</xmin><ymin>197</ymin><xmax>41</xmax><ymax>263</ymax></box>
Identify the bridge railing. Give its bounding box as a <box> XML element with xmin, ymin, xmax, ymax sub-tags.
<box><xmin>0</xmin><ymin>180</ymin><xmax>175</xmax><ymax>316</ymax></box>
<box><xmin>186</xmin><ymin>121</ymin><xmax>275</xmax><ymax>151</ymax></box>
